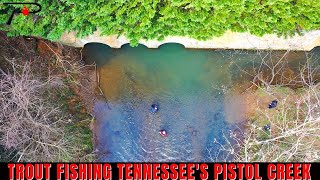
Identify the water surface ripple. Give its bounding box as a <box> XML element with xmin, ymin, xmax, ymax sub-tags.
<box><xmin>86</xmin><ymin>44</ymin><xmax>320</xmax><ymax>162</ymax></box>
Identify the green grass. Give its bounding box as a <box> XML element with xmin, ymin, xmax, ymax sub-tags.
<box><xmin>53</xmin><ymin>84</ymin><xmax>94</xmax><ymax>161</ymax></box>
<box><xmin>237</xmin><ymin>83</ymin><xmax>320</xmax><ymax>162</ymax></box>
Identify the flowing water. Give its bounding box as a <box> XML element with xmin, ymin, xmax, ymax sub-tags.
<box><xmin>83</xmin><ymin>44</ymin><xmax>320</xmax><ymax>162</ymax></box>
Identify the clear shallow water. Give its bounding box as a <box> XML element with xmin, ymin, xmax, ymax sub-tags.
<box><xmin>83</xmin><ymin>44</ymin><xmax>320</xmax><ymax>162</ymax></box>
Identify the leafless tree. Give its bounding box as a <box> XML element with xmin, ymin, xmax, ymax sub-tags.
<box><xmin>0</xmin><ymin>58</ymin><xmax>80</xmax><ymax>162</ymax></box>
<box><xmin>210</xmin><ymin>50</ymin><xmax>320</xmax><ymax>162</ymax></box>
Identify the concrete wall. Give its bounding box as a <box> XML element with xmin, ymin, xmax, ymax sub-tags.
<box><xmin>59</xmin><ymin>30</ymin><xmax>320</xmax><ymax>51</ymax></box>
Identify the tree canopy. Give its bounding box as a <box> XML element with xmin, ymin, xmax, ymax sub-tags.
<box><xmin>1</xmin><ymin>0</ymin><xmax>319</xmax><ymax>46</ymax></box>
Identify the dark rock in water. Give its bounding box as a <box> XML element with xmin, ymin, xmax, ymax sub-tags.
<box><xmin>264</xmin><ymin>124</ymin><xmax>271</xmax><ymax>131</ymax></box>
<box><xmin>114</xmin><ymin>131</ymin><xmax>120</xmax><ymax>136</ymax></box>
<box><xmin>150</xmin><ymin>104</ymin><xmax>159</xmax><ymax>113</ymax></box>
<box><xmin>192</xmin><ymin>130</ymin><xmax>199</xmax><ymax>136</ymax></box>
<box><xmin>268</xmin><ymin>100</ymin><xmax>278</xmax><ymax>109</ymax></box>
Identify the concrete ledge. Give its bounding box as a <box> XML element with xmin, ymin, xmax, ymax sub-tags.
<box><xmin>59</xmin><ymin>30</ymin><xmax>320</xmax><ymax>51</ymax></box>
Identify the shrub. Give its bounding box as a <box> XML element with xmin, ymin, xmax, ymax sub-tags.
<box><xmin>0</xmin><ymin>59</ymin><xmax>79</xmax><ymax>162</ymax></box>
<box><xmin>211</xmin><ymin>51</ymin><xmax>320</xmax><ymax>162</ymax></box>
<box><xmin>1</xmin><ymin>0</ymin><xmax>319</xmax><ymax>45</ymax></box>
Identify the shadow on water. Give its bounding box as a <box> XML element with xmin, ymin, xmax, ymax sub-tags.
<box><xmin>158</xmin><ymin>43</ymin><xmax>186</xmax><ymax>49</ymax></box>
<box><xmin>82</xmin><ymin>43</ymin><xmax>114</xmax><ymax>66</ymax></box>
<box><xmin>83</xmin><ymin>43</ymin><xmax>320</xmax><ymax>162</ymax></box>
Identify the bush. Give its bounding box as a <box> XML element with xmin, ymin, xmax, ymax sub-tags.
<box><xmin>211</xmin><ymin>51</ymin><xmax>320</xmax><ymax>162</ymax></box>
<box><xmin>0</xmin><ymin>59</ymin><xmax>79</xmax><ymax>162</ymax></box>
<box><xmin>0</xmin><ymin>0</ymin><xmax>319</xmax><ymax>45</ymax></box>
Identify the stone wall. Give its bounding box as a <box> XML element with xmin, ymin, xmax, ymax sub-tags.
<box><xmin>59</xmin><ymin>30</ymin><xmax>320</xmax><ymax>51</ymax></box>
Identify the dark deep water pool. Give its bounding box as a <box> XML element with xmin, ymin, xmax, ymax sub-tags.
<box><xmin>83</xmin><ymin>44</ymin><xmax>320</xmax><ymax>162</ymax></box>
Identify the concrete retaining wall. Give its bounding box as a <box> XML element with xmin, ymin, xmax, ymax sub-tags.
<box><xmin>59</xmin><ymin>30</ymin><xmax>320</xmax><ymax>51</ymax></box>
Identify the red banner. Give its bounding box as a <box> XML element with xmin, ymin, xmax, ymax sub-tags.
<box><xmin>1</xmin><ymin>163</ymin><xmax>315</xmax><ymax>180</ymax></box>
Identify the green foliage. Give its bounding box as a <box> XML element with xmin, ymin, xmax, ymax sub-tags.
<box><xmin>1</xmin><ymin>0</ymin><xmax>319</xmax><ymax>46</ymax></box>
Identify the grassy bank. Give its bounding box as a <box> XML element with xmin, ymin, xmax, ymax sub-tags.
<box><xmin>241</xmin><ymin>85</ymin><xmax>319</xmax><ymax>161</ymax></box>
<box><xmin>216</xmin><ymin>52</ymin><xmax>320</xmax><ymax>162</ymax></box>
<box><xmin>0</xmin><ymin>32</ymin><xmax>94</xmax><ymax>162</ymax></box>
